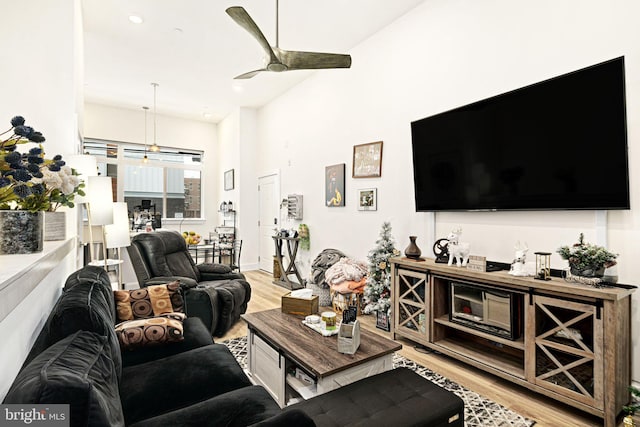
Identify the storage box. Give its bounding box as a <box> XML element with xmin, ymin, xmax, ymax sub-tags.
<box><xmin>337</xmin><ymin>320</ymin><xmax>361</xmax><ymax>354</ymax></box>
<box><xmin>281</xmin><ymin>292</ymin><xmax>319</xmax><ymax>316</ymax></box>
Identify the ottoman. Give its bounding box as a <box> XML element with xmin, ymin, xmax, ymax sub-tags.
<box><xmin>285</xmin><ymin>367</ymin><xmax>464</xmax><ymax>427</ymax></box>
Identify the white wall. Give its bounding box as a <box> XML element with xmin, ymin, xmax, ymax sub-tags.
<box><xmin>217</xmin><ymin>109</ymin><xmax>241</xmax><ymax>220</ymax></box>
<box><xmin>83</xmin><ymin>103</ymin><xmax>219</xmax><ymax>237</ymax></box>
<box><xmin>237</xmin><ymin>108</ymin><xmax>260</xmax><ymax>271</ymax></box>
<box><xmin>1</xmin><ymin>1</ymin><xmax>82</xmax><ymax>155</ymax></box>
<box><xmin>240</xmin><ymin>0</ymin><xmax>640</xmax><ymax>379</ymax></box>
<box><xmin>217</xmin><ymin>108</ymin><xmax>260</xmax><ymax>271</ymax></box>
<box><xmin>0</xmin><ymin>0</ymin><xmax>83</xmax><ymax>399</ymax></box>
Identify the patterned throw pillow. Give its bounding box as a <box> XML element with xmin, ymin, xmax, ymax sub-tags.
<box><xmin>115</xmin><ymin>313</ymin><xmax>186</xmax><ymax>350</ymax></box>
<box><xmin>114</xmin><ymin>281</ymin><xmax>184</xmax><ymax>322</ymax></box>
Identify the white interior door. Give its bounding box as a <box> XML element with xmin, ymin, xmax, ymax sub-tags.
<box><xmin>258</xmin><ymin>173</ymin><xmax>279</xmax><ymax>272</ymax></box>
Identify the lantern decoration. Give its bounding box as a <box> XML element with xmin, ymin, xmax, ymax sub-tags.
<box><xmin>535</xmin><ymin>252</ymin><xmax>551</xmax><ymax>280</ymax></box>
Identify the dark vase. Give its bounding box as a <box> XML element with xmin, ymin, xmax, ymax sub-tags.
<box><xmin>0</xmin><ymin>210</ymin><xmax>44</xmax><ymax>254</ymax></box>
<box><xmin>570</xmin><ymin>265</ymin><xmax>605</xmax><ymax>278</ymax></box>
<box><xmin>404</xmin><ymin>236</ymin><xmax>422</xmax><ymax>259</ymax></box>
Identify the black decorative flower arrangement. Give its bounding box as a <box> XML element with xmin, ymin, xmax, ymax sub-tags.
<box><xmin>0</xmin><ymin>116</ymin><xmax>84</xmax><ymax>212</ymax></box>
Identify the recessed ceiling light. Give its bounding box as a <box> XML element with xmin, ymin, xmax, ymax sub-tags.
<box><xmin>202</xmin><ymin>112</ymin><xmax>213</xmax><ymax>119</ymax></box>
<box><xmin>128</xmin><ymin>15</ymin><xmax>143</xmax><ymax>24</ymax></box>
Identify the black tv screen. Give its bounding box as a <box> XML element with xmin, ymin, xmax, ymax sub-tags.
<box><xmin>411</xmin><ymin>57</ymin><xmax>629</xmax><ymax>212</ymax></box>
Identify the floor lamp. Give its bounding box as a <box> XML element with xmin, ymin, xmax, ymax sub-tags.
<box><xmin>66</xmin><ymin>154</ymin><xmax>98</xmax><ymax>262</ymax></box>
<box><xmin>104</xmin><ymin>202</ymin><xmax>131</xmax><ymax>288</ymax></box>
<box><xmin>85</xmin><ymin>176</ymin><xmax>114</xmax><ymax>266</ymax></box>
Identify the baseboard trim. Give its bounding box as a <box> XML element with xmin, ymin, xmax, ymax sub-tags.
<box><xmin>241</xmin><ymin>263</ymin><xmax>259</xmax><ymax>272</ymax></box>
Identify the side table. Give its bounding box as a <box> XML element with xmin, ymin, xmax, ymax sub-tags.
<box><xmin>272</xmin><ymin>236</ymin><xmax>304</xmax><ymax>290</ymax></box>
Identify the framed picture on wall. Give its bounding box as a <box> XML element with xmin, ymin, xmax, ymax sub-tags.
<box><xmin>352</xmin><ymin>141</ymin><xmax>383</xmax><ymax>178</ymax></box>
<box><xmin>224</xmin><ymin>169</ymin><xmax>234</xmax><ymax>191</ymax></box>
<box><xmin>357</xmin><ymin>188</ymin><xmax>377</xmax><ymax>211</ymax></box>
<box><xmin>325</xmin><ymin>163</ymin><xmax>345</xmax><ymax>207</ymax></box>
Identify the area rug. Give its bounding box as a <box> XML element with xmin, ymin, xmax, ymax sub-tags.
<box><xmin>221</xmin><ymin>336</ymin><xmax>536</xmax><ymax>427</ymax></box>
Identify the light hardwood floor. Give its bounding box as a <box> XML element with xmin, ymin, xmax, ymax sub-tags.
<box><xmin>220</xmin><ymin>270</ymin><xmax>634</xmax><ymax>427</ymax></box>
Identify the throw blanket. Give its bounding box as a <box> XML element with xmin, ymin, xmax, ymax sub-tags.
<box><xmin>331</xmin><ymin>278</ymin><xmax>367</xmax><ymax>294</ymax></box>
<box><xmin>310</xmin><ymin>248</ymin><xmax>346</xmax><ymax>288</ymax></box>
<box><xmin>325</xmin><ymin>258</ymin><xmax>368</xmax><ymax>294</ymax></box>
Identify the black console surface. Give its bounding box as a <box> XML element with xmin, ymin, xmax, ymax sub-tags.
<box><xmin>485</xmin><ymin>261</ymin><xmax>509</xmax><ymax>272</ymax></box>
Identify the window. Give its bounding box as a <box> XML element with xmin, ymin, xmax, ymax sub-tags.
<box><xmin>84</xmin><ymin>139</ymin><xmax>204</xmax><ymax>221</ymax></box>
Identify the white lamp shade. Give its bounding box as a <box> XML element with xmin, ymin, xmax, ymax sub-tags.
<box><xmin>104</xmin><ymin>202</ymin><xmax>131</xmax><ymax>249</ymax></box>
<box><xmin>66</xmin><ymin>154</ymin><xmax>97</xmax><ymax>204</ymax></box>
<box><xmin>86</xmin><ymin>176</ymin><xmax>114</xmax><ymax>225</ymax></box>
<box><xmin>111</xmin><ymin>202</ymin><xmax>129</xmax><ymax>226</ymax></box>
<box><xmin>104</xmin><ymin>224</ymin><xmax>130</xmax><ymax>248</ymax></box>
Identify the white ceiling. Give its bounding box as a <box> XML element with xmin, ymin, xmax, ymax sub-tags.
<box><xmin>82</xmin><ymin>0</ymin><xmax>425</xmax><ymax>123</ymax></box>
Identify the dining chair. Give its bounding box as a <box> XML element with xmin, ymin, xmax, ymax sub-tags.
<box><xmin>230</xmin><ymin>239</ymin><xmax>242</xmax><ymax>272</ymax></box>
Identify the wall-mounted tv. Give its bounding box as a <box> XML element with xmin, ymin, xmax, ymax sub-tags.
<box><xmin>411</xmin><ymin>57</ymin><xmax>629</xmax><ymax>212</ymax></box>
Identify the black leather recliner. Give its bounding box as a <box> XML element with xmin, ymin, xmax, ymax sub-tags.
<box><xmin>127</xmin><ymin>230</ymin><xmax>251</xmax><ymax>337</ymax></box>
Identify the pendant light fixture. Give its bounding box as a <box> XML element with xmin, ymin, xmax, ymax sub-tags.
<box><xmin>150</xmin><ymin>82</ymin><xmax>160</xmax><ymax>152</ymax></box>
<box><xmin>142</xmin><ymin>106</ymin><xmax>149</xmax><ymax>163</ymax></box>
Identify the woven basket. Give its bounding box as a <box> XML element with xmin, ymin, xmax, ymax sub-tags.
<box><xmin>308</xmin><ymin>282</ymin><xmax>332</xmax><ymax>307</ymax></box>
<box><xmin>330</xmin><ymin>290</ymin><xmax>363</xmax><ymax>315</ymax></box>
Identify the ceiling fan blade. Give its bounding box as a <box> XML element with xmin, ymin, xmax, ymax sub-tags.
<box><xmin>277</xmin><ymin>49</ymin><xmax>352</xmax><ymax>70</ymax></box>
<box><xmin>234</xmin><ymin>69</ymin><xmax>266</xmax><ymax>80</ymax></box>
<box><xmin>226</xmin><ymin>7</ymin><xmax>280</xmax><ymax>66</ymax></box>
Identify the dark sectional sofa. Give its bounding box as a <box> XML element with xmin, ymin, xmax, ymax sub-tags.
<box><xmin>3</xmin><ymin>266</ymin><xmax>464</xmax><ymax>427</ymax></box>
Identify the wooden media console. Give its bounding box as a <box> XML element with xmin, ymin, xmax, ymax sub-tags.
<box><xmin>390</xmin><ymin>257</ymin><xmax>635</xmax><ymax>427</ymax></box>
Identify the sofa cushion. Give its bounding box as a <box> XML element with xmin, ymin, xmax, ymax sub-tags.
<box><xmin>63</xmin><ymin>265</ymin><xmax>117</xmax><ymax>324</ymax></box>
<box><xmin>120</xmin><ymin>344</ymin><xmax>251</xmax><ymax>425</ymax></box>
<box><xmin>115</xmin><ymin>313</ymin><xmax>185</xmax><ymax>351</ymax></box>
<box><xmin>121</xmin><ymin>317</ymin><xmax>214</xmax><ymax>368</ymax></box>
<box><xmin>114</xmin><ymin>282</ymin><xmax>184</xmax><ymax>322</ymax></box>
<box><xmin>128</xmin><ymin>386</ymin><xmax>282</xmax><ymax>427</ymax></box>
<box><xmin>46</xmin><ymin>278</ymin><xmax>122</xmax><ymax>378</ymax></box>
<box><xmin>3</xmin><ymin>331</ymin><xmax>125</xmax><ymax>427</ymax></box>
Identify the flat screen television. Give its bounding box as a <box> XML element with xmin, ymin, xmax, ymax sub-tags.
<box><xmin>411</xmin><ymin>57</ymin><xmax>629</xmax><ymax>211</ymax></box>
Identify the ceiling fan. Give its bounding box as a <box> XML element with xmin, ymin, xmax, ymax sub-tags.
<box><xmin>226</xmin><ymin>1</ymin><xmax>352</xmax><ymax>79</ymax></box>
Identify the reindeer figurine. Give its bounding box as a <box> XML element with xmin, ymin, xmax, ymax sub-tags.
<box><xmin>509</xmin><ymin>241</ymin><xmax>535</xmax><ymax>276</ymax></box>
<box><xmin>447</xmin><ymin>228</ymin><xmax>470</xmax><ymax>267</ymax></box>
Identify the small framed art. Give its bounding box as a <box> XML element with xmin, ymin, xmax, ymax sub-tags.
<box><xmin>224</xmin><ymin>169</ymin><xmax>234</xmax><ymax>191</ymax></box>
<box><xmin>357</xmin><ymin>188</ymin><xmax>377</xmax><ymax>211</ymax></box>
<box><xmin>352</xmin><ymin>141</ymin><xmax>383</xmax><ymax>178</ymax></box>
<box><xmin>325</xmin><ymin>163</ymin><xmax>345</xmax><ymax>207</ymax></box>
<box><xmin>376</xmin><ymin>310</ymin><xmax>391</xmax><ymax>332</ymax></box>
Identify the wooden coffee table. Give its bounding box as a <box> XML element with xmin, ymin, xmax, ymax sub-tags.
<box><xmin>242</xmin><ymin>308</ymin><xmax>402</xmax><ymax>407</ymax></box>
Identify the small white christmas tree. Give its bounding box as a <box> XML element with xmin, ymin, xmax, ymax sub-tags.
<box><xmin>363</xmin><ymin>221</ymin><xmax>398</xmax><ymax>317</ymax></box>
